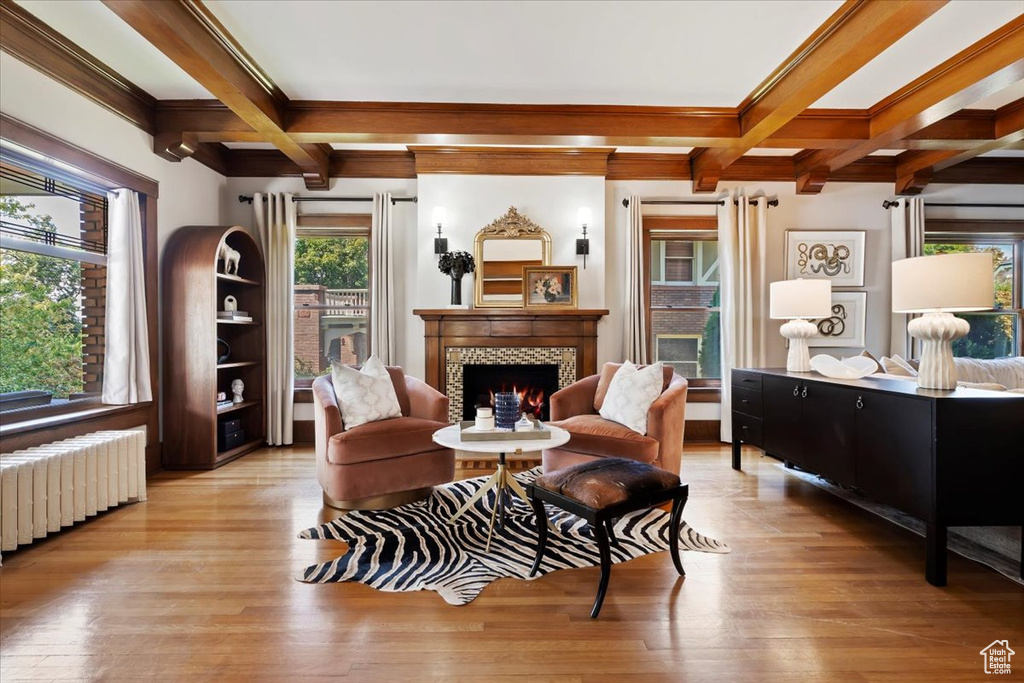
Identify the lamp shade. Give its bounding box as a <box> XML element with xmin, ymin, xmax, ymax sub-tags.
<box><xmin>431</xmin><ymin>206</ymin><xmax>446</xmax><ymax>225</ymax></box>
<box><xmin>892</xmin><ymin>253</ymin><xmax>993</xmax><ymax>313</ymax></box>
<box><xmin>770</xmin><ymin>279</ymin><xmax>832</xmax><ymax>319</ymax></box>
<box><xmin>578</xmin><ymin>207</ymin><xmax>592</xmax><ymax>225</ymax></box>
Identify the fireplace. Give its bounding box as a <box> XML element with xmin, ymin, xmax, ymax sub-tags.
<box><xmin>462</xmin><ymin>363</ymin><xmax>560</xmax><ymax>421</ymax></box>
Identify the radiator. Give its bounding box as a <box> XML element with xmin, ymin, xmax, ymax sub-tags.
<box><xmin>0</xmin><ymin>429</ymin><xmax>147</xmax><ymax>561</ymax></box>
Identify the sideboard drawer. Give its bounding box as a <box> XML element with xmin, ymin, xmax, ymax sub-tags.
<box><xmin>732</xmin><ymin>411</ymin><xmax>763</xmax><ymax>447</ymax></box>
<box><xmin>733</xmin><ymin>386</ymin><xmax>762</xmax><ymax>418</ymax></box>
<box><xmin>731</xmin><ymin>370</ymin><xmax>762</xmax><ymax>390</ymax></box>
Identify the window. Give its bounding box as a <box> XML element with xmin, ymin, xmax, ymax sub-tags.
<box><xmin>646</xmin><ymin>222</ymin><xmax>720</xmax><ymax>383</ymax></box>
<box><xmin>293</xmin><ymin>223</ymin><xmax>370</xmax><ymax>383</ymax></box>
<box><xmin>922</xmin><ymin>238</ymin><xmax>1022</xmax><ymax>358</ymax></box>
<box><xmin>0</xmin><ymin>162</ymin><xmax>107</xmax><ymax>414</ymax></box>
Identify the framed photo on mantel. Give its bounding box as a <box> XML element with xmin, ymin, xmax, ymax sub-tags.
<box><xmin>523</xmin><ymin>265</ymin><xmax>578</xmax><ymax>309</ymax></box>
<box><xmin>785</xmin><ymin>230</ymin><xmax>866</xmax><ymax>288</ymax></box>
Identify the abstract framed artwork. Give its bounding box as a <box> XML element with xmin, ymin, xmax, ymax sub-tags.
<box><xmin>810</xmin><ymin>291</ymin><xmax>866</xmax><ymax>348</ymax></box>
<box><xmin>522</xmin><ymin>265</ymin><xmax>578</xmax><ymax>309</ymax></box>
<box><xmin>785</xmin><ymin>230</ymin><xmax>866</xmax><ymax>288</ymax></box>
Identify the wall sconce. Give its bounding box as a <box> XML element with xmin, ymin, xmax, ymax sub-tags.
<box><xmin>432</xmin><ymin>206</ymin><xmax>448</xmax><ymax>254</ymax></box>
<box><xmin>576</xmin><ymin>207</ymin><xmax>591</xmax><ymax>269</ymax></box>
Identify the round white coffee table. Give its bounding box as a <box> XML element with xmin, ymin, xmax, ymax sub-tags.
<box><xmin>433</xmin><ymin>423</ymin><xmax>570</xmax><ymax>550</ymax></box>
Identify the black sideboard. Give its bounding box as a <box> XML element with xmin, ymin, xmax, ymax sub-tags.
<box><xmin>730</xmin><ymin>367</ymin><xmax>1024</xmax><ymax>586</ymax></box>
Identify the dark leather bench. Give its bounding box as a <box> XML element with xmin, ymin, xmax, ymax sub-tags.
<box><xmin>526</xmin><ymin>457</ymin><xmax>689</xmax><ymax>618</ymax></box>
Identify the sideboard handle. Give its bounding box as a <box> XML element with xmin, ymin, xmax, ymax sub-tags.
<box><xmin>801</xmin><ymin>386</ymin><xmax>808</xmax><ymax>399</ymax></box>
<box><xmin>793</xmin><ymin>386</ymin><xmax>800</xmax><ymax>397</ymax></box>
<box><xmin>856</xmin><ymin>396</ymin><xmax>864</xmax><ymax>409</ymax></box>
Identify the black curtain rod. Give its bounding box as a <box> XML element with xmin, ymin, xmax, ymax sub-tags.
<box><xmin>882</xmin><ymin>200</ymin><xmax>1024</xmax><ymax>209</ymax></box>
<box><xmin>622</xmin><ymin>197</ymin><xmax>779</xmax><ymax>208</ymax></box>
<box><xmin>238</xmin><ymin>194</ymin><xmax>417</xmax><ymax>205</ymax></box>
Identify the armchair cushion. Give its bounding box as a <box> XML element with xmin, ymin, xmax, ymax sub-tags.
<box><xmin>593</xmin><ymin>362</ymin><xmax>675</xmax><ymax>412</ymax></box>
<box><xmin>548</xmin><ymin>414</ymin><xmax>659</xmax><ymax>464</ymax></box>
<box><xmin>331</xmin><ymin>355</ymin><xmax>403</xmax><ymax>429</ymax></box>
<box><xmin>327</xmin><ymin>416</ymin><xmax>449</xmax><ymax>465</ymax></box>
<box><xmin>598</xmin><ymin>361</ymin><xmax>665</xmax><ymax>435</ymax></box>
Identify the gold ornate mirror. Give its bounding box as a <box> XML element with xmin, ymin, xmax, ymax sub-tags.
<box><xmin>474</xmin><ymin>207</ymin><xmax>552</xmax><ymax>308</ymax></box>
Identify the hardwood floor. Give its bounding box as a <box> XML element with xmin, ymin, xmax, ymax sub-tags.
<box><xmin>1</xmin><ymin>444</ymin><xmax>1022</xmax><ymax>682</ymax></box>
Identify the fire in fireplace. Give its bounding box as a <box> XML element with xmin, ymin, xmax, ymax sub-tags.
<box><xmin>462</xmin><ymin>363</ymin><xmax>560</xmax><ymax>421</ymax></box>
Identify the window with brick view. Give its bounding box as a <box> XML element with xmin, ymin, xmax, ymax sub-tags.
<box><xmin>0</xmin><ymin>161</ymin><xmax>107</xmax><ymax>412</ymax></box>
<box><xmin>646</xmin><ymin>218</ymin><xmax>720</xmax><ymax>385</ymax></box>
<box><xmin>293</xmin><ymin>216</ymin><xmax>371</xmax><ymax>382</ymax></box>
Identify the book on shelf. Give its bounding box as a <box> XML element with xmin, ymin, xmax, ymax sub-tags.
<box><xmin>217</xmin><ymin>310</ymin><xmax>250</xmax><ymax>319</ymax></box>
<box><xmin>216</xmin><ymin>400</ymin><xmax>234</xmax><ymax>411</ymax></box>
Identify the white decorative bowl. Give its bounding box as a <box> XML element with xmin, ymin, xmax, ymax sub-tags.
<box><xmin>810</xmin><ymin>354</ymin><xmax>878</xmax><ymax>379</ymax></box>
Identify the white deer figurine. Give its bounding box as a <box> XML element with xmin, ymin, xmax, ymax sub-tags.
<box><xmin>218</xmin><ymin>241</ymin><xmax>241</xmax><ymax>276</ymax></box>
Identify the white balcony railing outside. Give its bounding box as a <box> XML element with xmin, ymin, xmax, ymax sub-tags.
<box><xmin>323</xmin><ymin>288</ymin><xmax>368</xmax><ymax>317</ymax></box>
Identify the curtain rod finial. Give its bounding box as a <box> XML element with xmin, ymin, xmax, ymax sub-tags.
<box><xmin>622</xmin><ymin>198</ymin><xmax>630</xmax><ymax>207</ymax></box>
<box><xmin>238</xmin><ymin>195</ymin><xmax>253</xmax><ymax>205</ymax></box>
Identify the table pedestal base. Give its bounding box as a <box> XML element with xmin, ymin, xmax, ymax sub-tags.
<box><xmin>447</xmin><ymin>451</ymin><xmax>533</xmax><ymax>551</ymax></box>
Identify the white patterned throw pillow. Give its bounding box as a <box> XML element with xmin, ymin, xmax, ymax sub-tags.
<box><xmin>598</xmin><ymin>361</ymin><xmax>665</xmax><ymax>435</ymax></box>
<box><xmin>330</xmin><ymin>355</ymin><xmax>403</xmax><ymax>430</ymax></box>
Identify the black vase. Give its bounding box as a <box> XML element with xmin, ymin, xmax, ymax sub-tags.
<box><xmin>450</xmin><ymin>273</ymin><xmax>464</xmax><ymax>305</ymax></box>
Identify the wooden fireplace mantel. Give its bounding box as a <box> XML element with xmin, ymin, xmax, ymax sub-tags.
<box><xmin>413</xmin><ymin>308</ymin><xmax>609</xmax><ymax>393</ymax></box>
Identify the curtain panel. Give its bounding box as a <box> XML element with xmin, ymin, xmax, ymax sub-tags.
<box><xmin>370</xmin><ymin>193</ymin><xmax>396</xmax><ymax>365</ymax></box>
<box><xmin>623</xmin><ymin>194</ymin><xmax>647</xmax><ymax>364</ymax></box>
<box><xmin>254</xmin><ymin>192</ymin><xmax>296</xmax><ymax>446</ymax></box>
<box><xmin>102</xmin><ymin>188</ymin><xmax>152</xmax><ymax>405</ymax></box>
<box><xmin>890</xmin><ymin>197</ymin><xmax>925</xmax><ymax>358</ymax></box>
<box><xmin>718</xmin><ymin>193</ymin><xmax>768</xmax><ymax>442</ymax></box>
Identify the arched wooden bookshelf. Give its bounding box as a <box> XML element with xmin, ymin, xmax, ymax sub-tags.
<box><xmin>162</xmin><ymin>226</ymin><xmax>266</xmax><ymax>469</ymax></box>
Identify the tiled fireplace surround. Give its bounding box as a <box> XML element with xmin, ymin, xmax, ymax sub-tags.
<box><xmin>445</xmin><ymin>347</ymin><xmax>576</xmax><ymax>424</ymax></box>
<box><xmin>413</xmin><ymin>308</ymin><xmax>609</xmax><ymax>423</ymax></box>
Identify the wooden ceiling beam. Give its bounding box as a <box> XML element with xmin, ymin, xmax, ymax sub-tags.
<box><xmin>103</xmin><ymin>0</ymin><xmax>329</xmax><ymax>189</ymax></box>
<box><xmin>798</xmin><ymin>15</ymin><xmax>1024</xmax><ymax>182</ymax></box>
<box><xmin>684</xmin><ymin>0</ymin><xmax>947</xmax><ymax>192</ymax></box>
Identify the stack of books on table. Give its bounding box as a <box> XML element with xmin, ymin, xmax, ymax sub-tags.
<box><xmin>217</xmin><ymin>310</ymin><xmax>253</xmax><ymax>322</ymax></box>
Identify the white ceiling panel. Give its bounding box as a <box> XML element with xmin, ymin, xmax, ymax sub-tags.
<box><xmin>980</xmin><ymin>149</ymin><xmax>1024</xmax><ymax>157</ymax></box>
<box><xmin>13</xmin><ymin>0</ymin><xmax>212</xmax><ymax>99</ymax></box>
<box><xmin>204</xmin><ymin>0</ymin><xmax>843</xmax><ymax>106</ymax></box>
<box><xmin>814</xmin><ymin>1</ymin><xmax>1023</xmax><ymax>109</ymax></box>
<box><xmin>743</xmin><ymin>148</ymin><xmax>802</xmax><ymax>156</ymax></box>
<box><xmin>223</xmin><ymin>142</ymin><xmax>278</xmax><ymax>150</ymax></box>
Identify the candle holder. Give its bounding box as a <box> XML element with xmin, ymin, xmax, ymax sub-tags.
<box><xmin>493</xmin><ymin>392</ymin><xmax>519</xmax><ymax>430</ymax></box>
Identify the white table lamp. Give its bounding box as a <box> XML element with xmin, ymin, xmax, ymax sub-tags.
<box><xmin>770</xmin><ymin>279</ymin><xmax>833</xmax><ymax>372</ymax></box>
<box><xmin>892</xmin><ymin>252</ymin><xmax>993</xmax><ymax>390</ymax></box>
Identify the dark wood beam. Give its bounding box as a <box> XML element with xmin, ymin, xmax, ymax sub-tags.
<box><xmin>103</xmin><ymin>0</ymin><xmax>329</xmax><ymax>189</ymax></box>
<box><xmin>0</xmin><ymin>0</ymin><xmax>156</xmax><ymax>133</ymax></box>
<box><xmin>798</xmin><ymin>15</ymin><xmax>1024</xmax><ymax>185</ymax></box>
<box><xmin>687</xmin><ymin>0</ymin><xmax>946</xmax><ymax>191</ymax></box>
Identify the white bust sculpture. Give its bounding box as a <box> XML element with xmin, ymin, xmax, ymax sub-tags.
<box><xmin>231</xmin><ymin>379</ymin><xmax>244</xmax><ymax>404</ymax></box>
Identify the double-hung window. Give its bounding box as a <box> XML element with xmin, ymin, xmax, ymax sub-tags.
<box><xmin>644</xmin><ymin>216</ymin><xmax>720</xmax><ymax>386</ymax></box>
<box><xmin>923</xmin><ymin>222</ymin><xmax>1023</xmax><ymax>358</ymax></box>
<box><xmin>292</xmin><ymin>215</ymin><xmax>371</xmax><ymax>384</ymax></box>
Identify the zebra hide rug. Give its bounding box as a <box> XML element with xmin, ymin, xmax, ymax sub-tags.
<box><xmin>297</xmin><ymin>467</ymin><xmax>729</xmax><ymax>606</ymax></box>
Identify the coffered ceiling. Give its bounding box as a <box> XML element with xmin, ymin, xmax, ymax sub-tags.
<box><xmin>2</xmin><ymin>0</ymin><xmax>1022</xmax><ymax>194</ymax></box>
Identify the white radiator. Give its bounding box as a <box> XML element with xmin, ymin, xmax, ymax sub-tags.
<box><xmin>0</xmin><ymin>429</ymin><xmax>147</xmax><ymax>561</ymax></box>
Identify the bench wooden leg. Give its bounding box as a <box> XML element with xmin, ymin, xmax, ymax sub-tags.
<box><xmin>668</xmin><ymin>491</ymin><xmax>687</xmax><ymax>577</ymax></box>
<box><xmin>591</xmin><ymin>524</ymin><xmax>612</xmax><ymax>618</ymax></box>
<box><xmin>529</xmin><ymin>497</ymin><xmax>548</xmax><ymax>577</ymax></box>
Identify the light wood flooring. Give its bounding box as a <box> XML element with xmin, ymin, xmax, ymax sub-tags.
<box><xmin>1</xmin><ymin>444</ymin><xmax>1022</xmax><ymax>682</ymax></box>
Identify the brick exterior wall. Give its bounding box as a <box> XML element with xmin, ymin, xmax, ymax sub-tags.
<box><xmin>650</xmin><ymin>283</ymin><xmax>719</xmax><ymax>378</ymax></box>
<box><xmin>294</xmin><ymin>285</ymin><xmax>324</xmax><ymax>376</ymax></box>
<box><xmin>79</xmin><ymin>197</ymin><xmax>105</xmax><ymax>394</ymax></box>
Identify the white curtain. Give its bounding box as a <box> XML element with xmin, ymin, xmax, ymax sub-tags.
<box><xmin>890</xmin><ymin>197</ymin><xmax>925</xmax><ymax>358</ymax></box>
<box><xmin>624</xmin><ymin>194</ymin><xmax>647</xmax><ymax>363</ymax></box>
<box><xmin>719</xmin><ymin>193</ymin><xmax>768</xmax><ymax>442</ymax></box>
<box><xmin>253</xmin><ymin>192</ymin><xmax>296</xmax><ymax>446</ymax></box>
<box><xmin>102</xmin><ymin>189</ymin><xmax>152</xmax><ymax>404</ymax></box>
<box><xmin>370</xmin><ymin>193</ymin><xmax>396</xmax><ymax>364</ymax></box>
